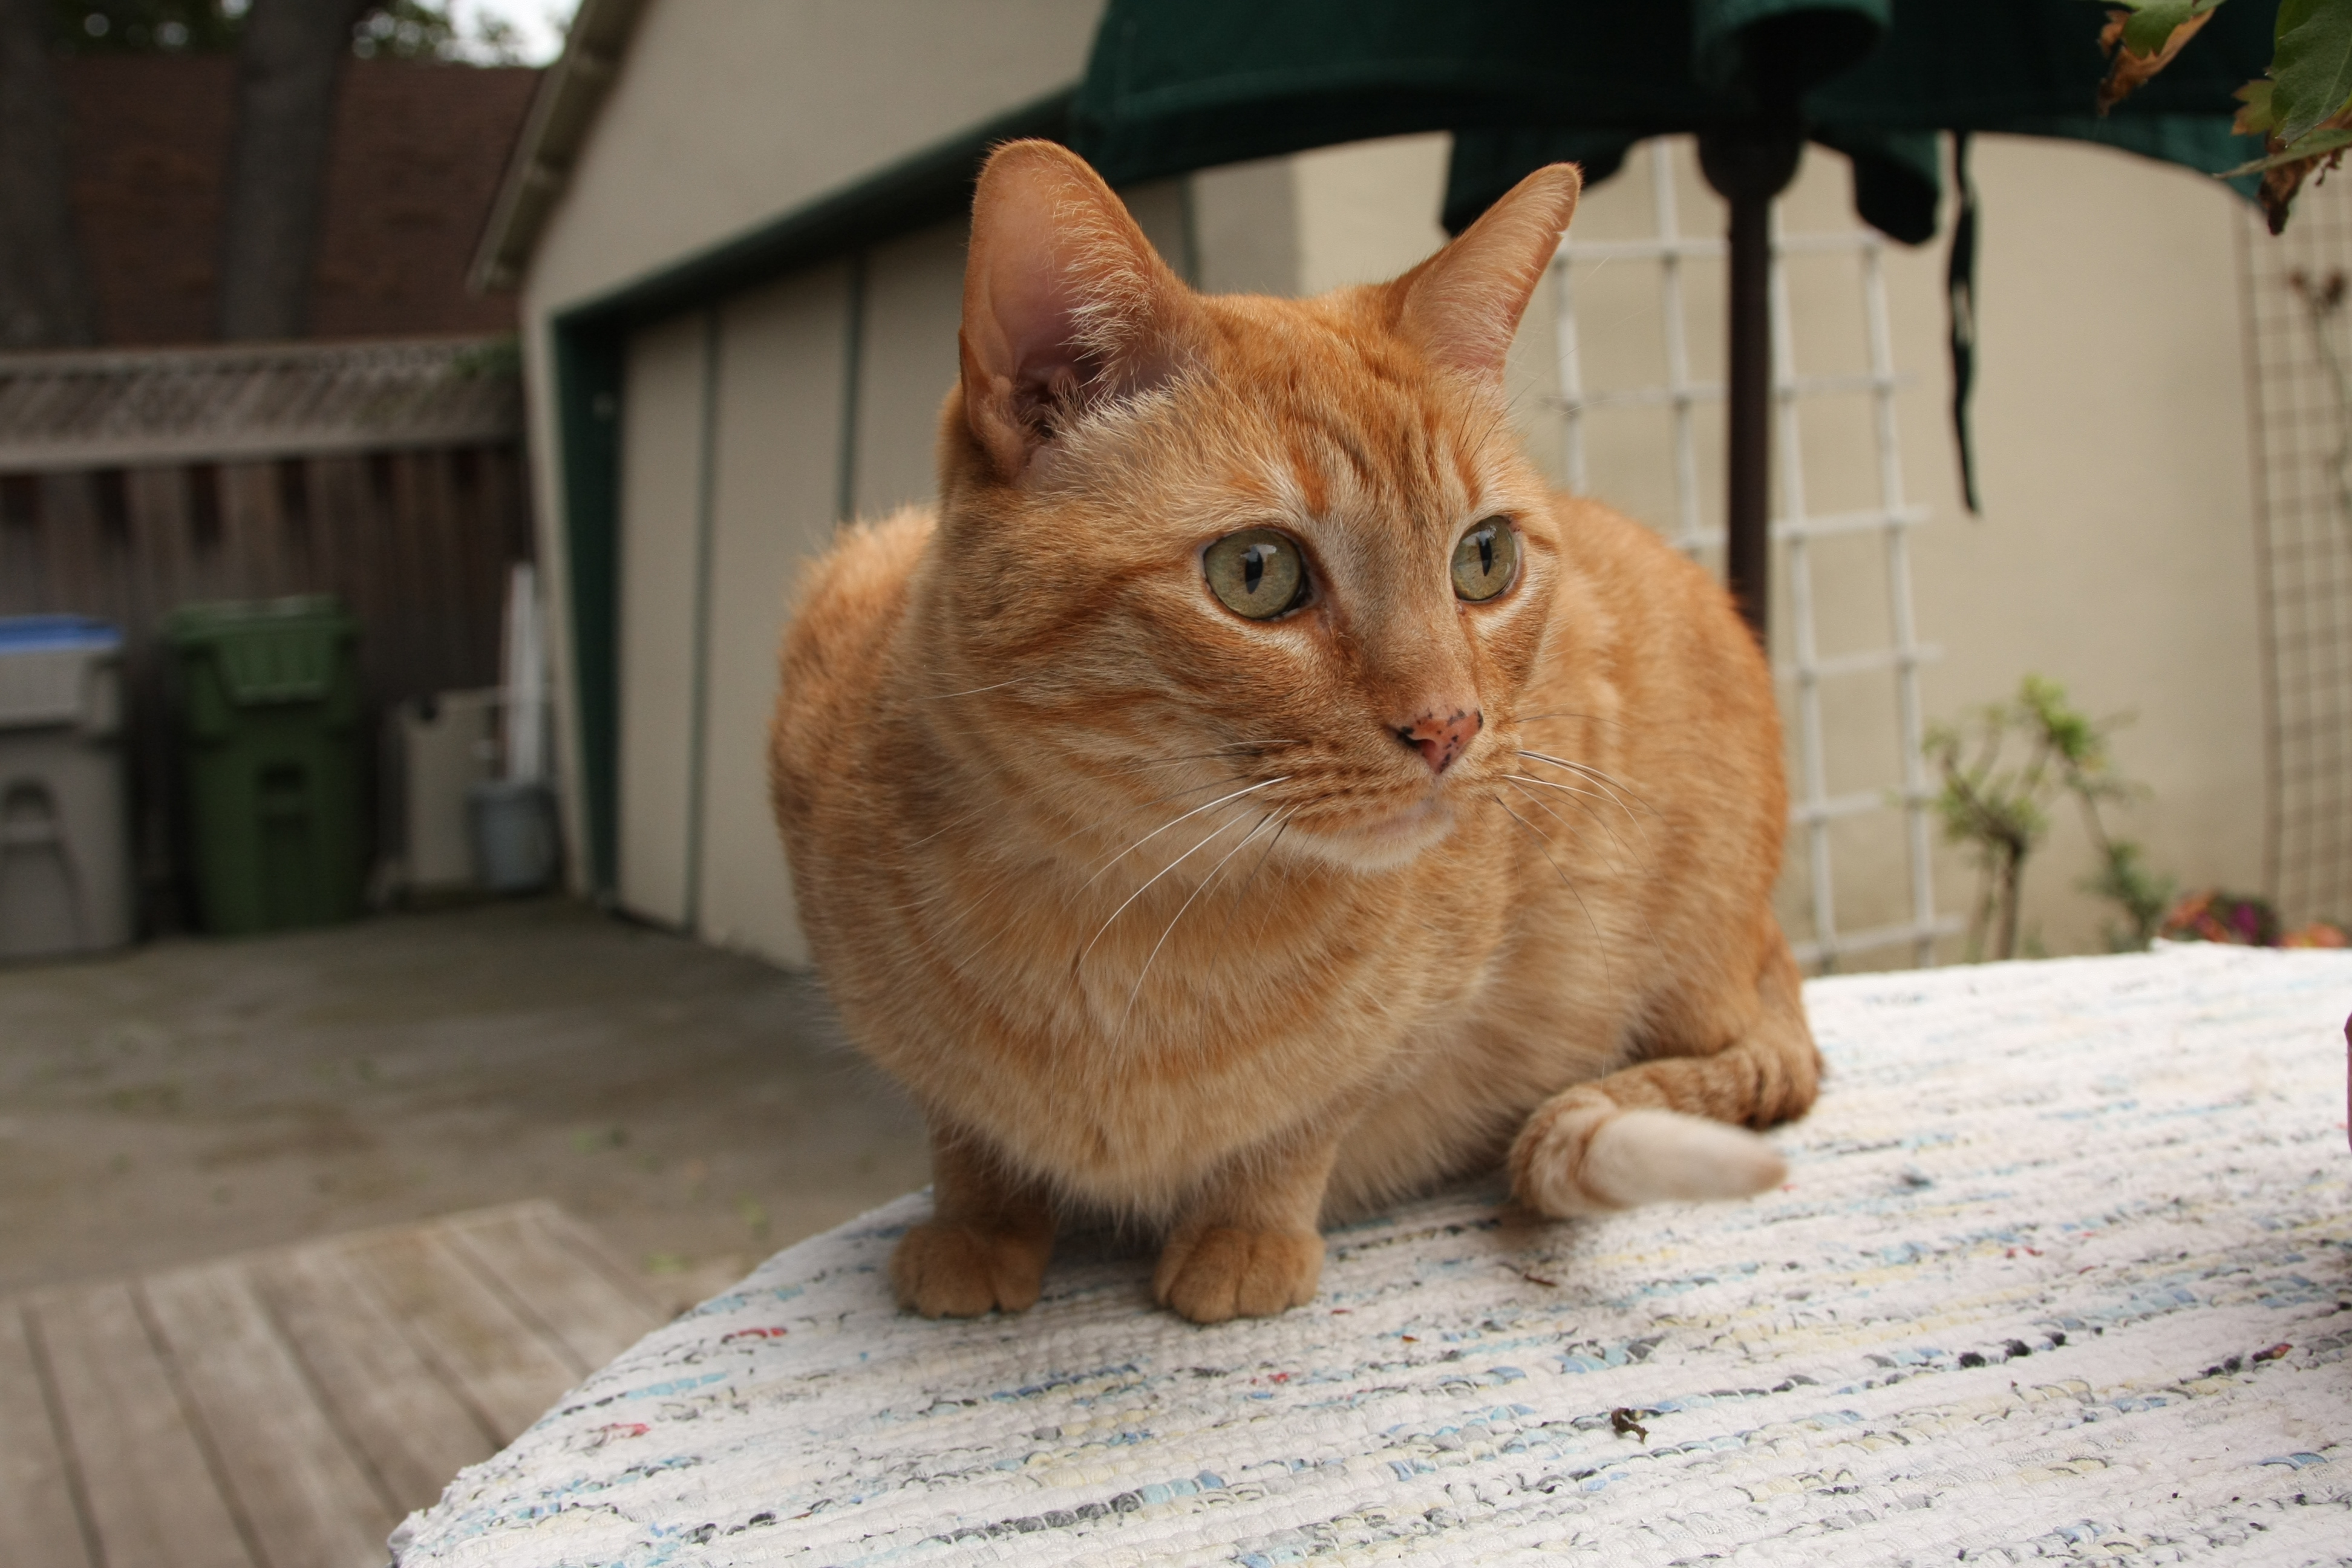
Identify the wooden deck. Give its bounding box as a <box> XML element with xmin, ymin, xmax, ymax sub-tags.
<box><xmin>1</xmin><ymin>1201</ymin><xmax>667</xmax><ymax>1568</ymax></box>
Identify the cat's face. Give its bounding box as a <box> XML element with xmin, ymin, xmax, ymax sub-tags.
<box><xmin>936</xmin><ymin>144</ymin><xmax>1583</xmax><ymax>875</ymax></box>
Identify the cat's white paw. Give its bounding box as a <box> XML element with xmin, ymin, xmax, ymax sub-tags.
<box><xmin>1514</xmin><ymin>1100</ymin><xmax>1786</xmax><ymax>1216</ymax></box>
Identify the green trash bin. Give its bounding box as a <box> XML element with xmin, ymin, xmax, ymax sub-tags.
<box><xmin>165</xmin><ymin>596</ymin><xmax>365</xmax><ymax>935</ymax></box>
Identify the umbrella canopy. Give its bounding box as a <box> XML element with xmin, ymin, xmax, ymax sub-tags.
<box><xmin>1070</xmin><ymin>0</ymin><xmax>2272</xmax><ymax>635</ymax></box>
<box><xmin>1074</xmin><ymin>0</ymin><xmax>2267</xmax><ymax>240</ymax></box>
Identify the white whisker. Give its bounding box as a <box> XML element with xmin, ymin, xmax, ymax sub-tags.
<box><xmin>1515</xmin><ymin>750</ymin><xmax>1659</xmax><ymax>858</ymax></box>
<box><xmin>1229</xmin><ymin>810</ymin><xmax>1293</xmax><ymax>915</ymax></box>
<box><xmin>1517</xmin><ymin>711</ymin><xmax>1630</xmax><ymax>731</ymax></box>
<box><xmin>1500</xmin><ymin>775</ymin><xmax>1610</xmax><ymax>864</ymax></box>
<box><xmin>1128</xmin><ymin>774</ymin><xmax>1255</xmax><ymax>811</ymax></box>
<box><xmin>1486</xmin><ymin>789</ymin><xmax>1613</xmax><ymax>990</ymax></box>
<box><xmin>1119</xmin><ymin>808</ymin><xmax>1289</xmax><ymax>1028</ymax></box>
<box><xmin>1516</xmin><ymin>749</ymin><xmax>1656</xmax><ymax>818</ymax></box>
<box><xmin>913</xmin><ymin>678</ymin><xmax>1030</xmax><ymax>701</ymax></box>
<box><xmin>1076</xmin><ymin>776</ymin><xmax>1289</xmax><ymax>891</ymax></box>
<box><xmin>1076</xmin><ymin>799</ymin><xmax>1273</xmax><ymax>972</ymax></box>
<box><xmin>1104</xmin><ymin>742</ymin><xmax>1291</xmax><ymax>780</ymax></box>
<box><xmin>1502</xmin><ymin>779</ymin><xmax>1670</xmax><ymax>966</ymax></box>
<box><xmin>1500</xmin><ymin>772</ymin><xmax>1645</xmax><ymax>871</ymax></box>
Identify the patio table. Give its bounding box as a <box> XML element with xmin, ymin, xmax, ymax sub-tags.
<box><xmin>391</xmin><ymin>945</ymin><xmax>2352</xmax><ymax>1566</ymax></box>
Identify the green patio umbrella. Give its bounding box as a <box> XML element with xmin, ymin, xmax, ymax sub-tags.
<box><xmin>1071</xmin><ymin>0</ymin><xmax>2272</xmax><ymax>639</ymax></box>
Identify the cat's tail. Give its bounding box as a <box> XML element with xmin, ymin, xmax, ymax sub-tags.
<box><xmin>1512</xmin><ymin>1100</ymin><xmax>1788</xmax><ymax>1213</ymax></box>
<box><xmin>1509</xmin><ymin>930</ymin><xmax>1818</xmax><ymax>1215</ymax></box>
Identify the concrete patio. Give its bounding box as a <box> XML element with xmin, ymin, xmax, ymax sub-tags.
<box><xmin>0</xmin><ymin>897</ymin><xmax>929</xmax><ymax>1311</ymax></box>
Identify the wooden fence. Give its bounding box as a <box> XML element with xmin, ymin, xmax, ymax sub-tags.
<box><xmin>0</xmin><ymin>339</ymin><xmax>532</xmax><ymax>932</ymax></box>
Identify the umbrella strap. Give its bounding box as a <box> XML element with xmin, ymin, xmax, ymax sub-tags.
<box><xmin>1947</xmin><ymin>131</ymin><xmax>1981</xmax><ymax>515</ymax></box>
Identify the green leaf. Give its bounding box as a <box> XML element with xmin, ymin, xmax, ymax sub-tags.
<box><xmin>2106</xmin><ymin>0</ymin><xmax>2229</xmax><ymax>55</ymax></box>
<box><xmin>2122</xmin><ymin>0</ymin><xmax>2199</xmax><ymax>55</ymax></box>
<box><xmin>2220</xmin><ymin>123</ymin><xmax>2352</xmax><ymax>175</ymax></box>
<box><xmin>2276</xmin><ymin>0</ymin><xmax>2324</xmax><ymax>38</ymax></box>
<box><xmin>2272</xmin><ymin>0</ymin><xmax>2352</xmax><ymax>143</ymax></box>
<box><xmin>2236</xmin><ymin>77</ymin><xmax>2279</xmax><ymax>134</ymax></box>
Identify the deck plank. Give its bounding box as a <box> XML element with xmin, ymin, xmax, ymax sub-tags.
<box><xmin>31</xmin><ymin>1281</ymin><xmax>255</xmax><ymax>1568</ymax></box>
<box><xmin>346</xmin><ymin>1225</ymin><xmax>583</xmax><ymax>1441</ymax></box>
<box><xmin>0</xmin><ymin>1303</ymin><xmax>97</xmax><ymax>1568</ymax></box>
<box><xmin>253</xmin><ymin>1242</ymin><xmax>497</xmax><ymax>1513</ymax></box>
<box><xmin>446</xmin><ymin>1201</ymin><xmax>664</xmax><ymax>1370</ymax></box>
<box><xmin>142</xmin><ymin>1262</ymin><xmax>396</xmax><ymax>1568</ymax></box>
<box><xmin>13</xmin><ymin>1203</ymin><xmax>662</xmax><ymax>1560</ymax></box>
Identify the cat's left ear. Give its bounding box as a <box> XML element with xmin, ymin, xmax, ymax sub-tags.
<box><xmin>959</xmin><ymin>140</ymin><xmax>1192</xmax><ymax>482</ymax></box>
<box><xmin>1394</xmin><ymin>163</ymin><xmax>1582</xmax><ymax>391</ymax></box>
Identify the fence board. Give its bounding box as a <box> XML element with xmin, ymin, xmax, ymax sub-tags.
<box><xmin>0</xmin><ymin>442</ymin><xmax>529</xmax><ymax>928</ymax></box>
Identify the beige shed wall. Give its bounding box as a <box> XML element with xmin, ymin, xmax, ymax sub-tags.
<box><xmin>693</xmin><ymin>266</ymin><xmax>857</xmax><ymax>967</ymax></box>
<box><xmin>519</xmin><ymin>0</ymin><xmax>1106</xmax><ymax>904</ymax></box>
<box><xmin>851</xmin><ymin>226</ymin><xmax>967</xmax><ymax>522</ymax></box>
<box><xmin>615</xmin><ymin>313</ymin><xmax>706</xmax><ymax>927</ymax></box>
<box><xmin>527</xmin><ymin>0</ymin><xmax>1107</xmax><ymax>321</ymax></box>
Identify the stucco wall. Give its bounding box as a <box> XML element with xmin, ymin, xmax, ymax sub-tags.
<box><xmin>1919</xmin><ymin>137</ymin><xmax>2262</xmax><ymax>958</ymax></box>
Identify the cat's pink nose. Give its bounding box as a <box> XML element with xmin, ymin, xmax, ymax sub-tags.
<box><xmin>1396</xmin><ymin>708</ymin><xmax>1481</xmax><ymax>774</ymax></box>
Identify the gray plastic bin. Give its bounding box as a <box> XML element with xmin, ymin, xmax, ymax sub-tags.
<box><xmin>0</xmin><ymin>616</ymin><xmax>132</xmax><ymax>959</ymax></box>
<box><xmin>466</xmin><ymin>777</ymin><xmax>558</xmax><ymax>893</ymax></box>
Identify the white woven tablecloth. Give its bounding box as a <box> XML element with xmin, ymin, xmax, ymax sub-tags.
<box><xmin>393</xmin><ymin>947</ymin><xmax>2352</xmax><ymax>1566</ymax></box>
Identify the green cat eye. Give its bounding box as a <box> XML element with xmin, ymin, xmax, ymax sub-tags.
<box><xmin>1204</xmin><ymin>528</ymin><xmax>1307</xmax><ymax>620</ymax></box>
<box><xmin>1451</xmin><ymin>518</ymin><xmax>1518</xmax><ymax>602</ymax></box>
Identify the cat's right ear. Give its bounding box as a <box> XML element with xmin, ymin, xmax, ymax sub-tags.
<box><xmin>1394</xmin><ymin>162</ymin><xmax>1582</xmax><ymax>393</ymax></box>
<box><xmin>959</xmin><ymin>140</ymin><xmax>1189</xmax><ymax>482</ymax></box>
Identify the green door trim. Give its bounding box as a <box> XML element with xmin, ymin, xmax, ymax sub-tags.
<box><xmin>552</xmin><ymin>319</ymin><xmax>624</xmax><ymax>893</ymax></box>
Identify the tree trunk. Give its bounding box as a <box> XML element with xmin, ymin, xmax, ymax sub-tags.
<box><xmin>217</xmin><ymin>0</ymin><xmax>366</xmax><ymax>341</ymax></box>
<box><xmin>0</xmin><ymin>0</ymin><xmax>94</xmax><ymax>347</ymax></box>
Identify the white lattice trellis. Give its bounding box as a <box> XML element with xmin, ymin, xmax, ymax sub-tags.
<box><xmin>1549</xmin><ymin>140</ymin><xmax>1956</xmax><ymax>970</ymax></box>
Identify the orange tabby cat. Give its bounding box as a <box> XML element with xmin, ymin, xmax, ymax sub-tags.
<box><xmin>769</xmin><ymin>141</ymin><xmax>1819</xmax><ymax>1325</ymax></box>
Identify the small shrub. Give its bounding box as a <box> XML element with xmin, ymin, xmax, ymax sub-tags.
<box><xmin>1926</xmin><ymin>676</ymin><xmax>2172</xmax><ymax>961</ymax></box>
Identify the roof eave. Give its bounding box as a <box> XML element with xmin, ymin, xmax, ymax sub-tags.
<box><xmin>468</xmin><ymin>0</ymin><xmax>651</xmax><ymax>296</ymax></box>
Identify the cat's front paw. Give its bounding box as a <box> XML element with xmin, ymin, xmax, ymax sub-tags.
<box><xmin>1153</xmin><ymin>1224</ymin><xmax>1324</xmax><ymax>1323</ymax></box>
<box><xmin>890</xmin><ymin>1222</ymin><xmax>1051</xmax><ymax>1317</ymax></box>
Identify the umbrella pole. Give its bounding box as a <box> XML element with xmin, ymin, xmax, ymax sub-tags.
<box><xmin>1725</xmin><ymin>186</ymin><xmax>1773</xmax><ymax>644</ymax></box>
<box><xmin>1699</xmin><ymin>129</ymin><xmax>1803</xmax><ymax>647</ymax></box>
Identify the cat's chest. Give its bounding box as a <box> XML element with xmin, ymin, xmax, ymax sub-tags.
<box><xmin>882</xmin><ymin>842</ymin><xmax>1511</xmax><ymax>1191</ymax></box>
